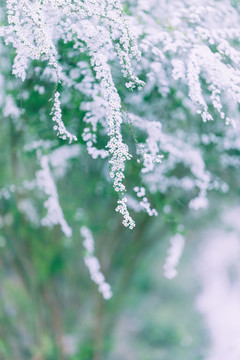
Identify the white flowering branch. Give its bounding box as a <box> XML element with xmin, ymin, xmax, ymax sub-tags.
<box><xmin>163</xmin><ymin>234</ymin><xmax>185</xmax><ymax>279</ymax></box>
<box><xmin>80</xmin><ymin>226</ymin><xmax>113</xmax><ymax>300</ymax></box>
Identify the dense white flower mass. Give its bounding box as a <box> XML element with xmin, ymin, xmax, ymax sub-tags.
<box><xmin>1</xmin><ymin>0</ymin><xmax>146</xmax><ymax>228</ymax></box>
<box><xmin>135</xmin><ymin>0</ymin><xmax>240</xmax><ymax>125</ymax></box>
<box><xmin>1</xmin><ymin>0</ymin><xmax>240</xmax><ymax>237</ymax></box>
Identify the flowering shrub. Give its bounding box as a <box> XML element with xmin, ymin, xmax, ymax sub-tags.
<box><xmin>1</xmin><ymin>0</ymin><xmax>240</xmax><ymax>297</ymax></box>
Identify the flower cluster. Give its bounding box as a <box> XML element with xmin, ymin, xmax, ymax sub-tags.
<box><xmin>80</xmin><ymin>226</ymin><xmax>112</xmax><ymax>300</ymax></box>
<box><xmin>135</xmin><ymin>0</ymin><xmax>240</xmax><ymax>125</ymax></box>
<box><xmin>163</xmin><ymin>234</ymin><xmax>185</xmax><ymax>279</ymax></box>
<box><xmin>128</xmin><ymin>114</ymin><xmax>164</xmax><ymax>173</ymax></box>
<box><xmin>115</xmin><ymin>197</ymin><xmax>135</xmax><ymax>229</ymax></box>
<box><xmin>18</xmin><ymin>199</ymin><xmax>40</xmax><ymax>227</ymax></box>
<box><xmin>134</xmin><ymin>186</ymin><xmax>158</xmax><ymax>217</ymax></box>
<box><xmin>142</xmin><ymin>153</ymin><xmax>163</xmax><ymax>174</ymax></box>
<box><xmin>4</xmin><ymin>0</ymin><xmax>61</xmax><ymax>81</ymax></box>
<box><xmin>131</xmin><ymin>114</ymin><xmax>211</xmax><ymax>211</ymax></box>
<box><xmin>36</xmin><ymin>152</ymin><xmax>72</xmax><ymax>238</ymax></box>
<box><xmin>82</xmin><ymin>128</ymin><xmax>108</xmax><ymax>159</ymax></box>
<box><xmin>51</xmin><ymin>92</ymin><xmax>77</xmax><ymax>143</ymax></box>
